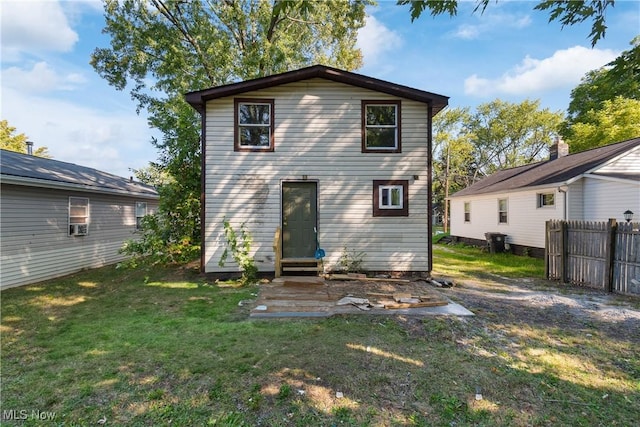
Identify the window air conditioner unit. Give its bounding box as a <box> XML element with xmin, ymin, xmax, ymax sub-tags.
<box><xmin>70</xmin><ymin>224</ymin><xmax>88</xmax><ymax>236</ymax></box>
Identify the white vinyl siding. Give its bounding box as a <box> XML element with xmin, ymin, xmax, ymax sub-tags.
<box><xmin>582</xmin><ymin>177</ymin><xmax>640</xmax><ymax>223</ymax></box>
<box><xmin>0</xmin><ymin>185</ymin><xmax>158</xmax><ymax>289</ymax></box>
<box><xmin>596</xmin><ymin>146</ymin><xmax>640</xmax><ymax>173</ymax></box>
<box><xmin>203</xmin><ymin>79</ymin><xmax>430</xmax><ymax>273</ymax></box>
<box><xmin>450</xmin><ymin>188</ymin><xmax>565</xmax><ymax>249</ymax></box>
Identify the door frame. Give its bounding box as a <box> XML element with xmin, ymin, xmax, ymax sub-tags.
<box><xmin>280</xmin><ymin>180</ymin><xmax>319</xmax><ymax>259</ymax></box>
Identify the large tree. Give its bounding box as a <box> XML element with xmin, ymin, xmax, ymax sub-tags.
<box><xmin>399</xmin><ymin>0</ymin><xmax>616</xmax><ymax>46</ymax></box>
<box><xmin>566</xmin><ymin>97</ymin><xmax>640</xmax><ymax>152</ymax></box>
<box><xmin>561</xmin><ymin>37</ymin><xmax>640</xmax><ymax>148</ymax></box>
<box><xmin>468</xmin><ymin>99</ymin><xmax>563</xmax><ymax>178</ymax></box>
<box><xmin>432</xmin><ymin>100</ymin><xmax>563</xmax><ymax>229</ymax></box>
<box><xmin>91</xmin><ymin>0</ymin><xmax>368</xmax><ymax>264</ymax></box>
<box><xmin>0</xmin><ymin>119</ymin><xmax>50</xmax><ymax>157</ymax></box>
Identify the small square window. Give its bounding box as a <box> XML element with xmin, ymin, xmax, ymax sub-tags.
<box><xmin>373</xmin><ymin>180</ymin><xmax>408</xmax><ymax>217</ymax></box>
<box><xmin>135</xmin><ymin>202</ymin><xmax>147</xmax><ymax>230</ymax></box>
<box><xmin>234</xmin><ymin>98</ymin><xmax>274</xmax><ymax>152</ymax></box>
<box><xmin>362</xmin><ymin>100</ymin><xmax>401</xmax><ymax>153</ymax></box>
<box><xmin>498</xmin><ymin>198</ymin><xmax>508</xmax><ymax>224</ymax></box>
<box><xmin>537</xmin><ymin>193</ymin><xmax>555</xmax><ymax>207</ymax></box>
<box><xmin>464</xmin><ymin>202</ymin><xmax>471</xmax><ymax>223</ymax></box>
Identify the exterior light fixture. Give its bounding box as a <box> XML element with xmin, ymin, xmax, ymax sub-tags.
<box><xmin>623</xmin><ymin>210</ymin><xmax>634</xmax><ymax>223</ymax></box>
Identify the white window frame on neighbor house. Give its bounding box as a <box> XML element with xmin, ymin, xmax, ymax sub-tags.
<box><xmin>135</xmin><ymin>201</ymin><xmax>147</xmax><ymax>231</ymax></box>
<box><xmin>537</xmin><ymin>192</ymin><xmax>555</xmax><ymax>208</ymax></box>
<box><xmin>498</xmin><ymin>198</ymin><xmax>508</xmax><ymax>224</ymax></box>
<box><xmin>362</xmin><ymin>100</ymin><xmax>401</xmax><ymax>153</ymax></box>
<box><xmin>464</xmin><ymin>202</ymin><xmax>471</xmax><ymax>223</ymax></box>
<box><xmin>69</xmin><ymin>197</ymin><xmax>89</xmax><ymax>236</ymax></box>
<box><xmin>234</xmin><ymin>98</ymin><xmax>274</xmax><ymax>152</ymax></box>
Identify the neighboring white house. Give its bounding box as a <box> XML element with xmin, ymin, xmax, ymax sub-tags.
<box><xmin>0</xmin><ymin>149</ymin><xmax>159</xmax><ymax>289</ymax></box>
<box><xmin>185</xmin><ymin>65</ymin><xmax>449</xmax><ymax>275</ymax></box>
<box><xmin>449</xmin><ymin>137</ymin><xmax>640</xmax><ymax>257</ymax></box>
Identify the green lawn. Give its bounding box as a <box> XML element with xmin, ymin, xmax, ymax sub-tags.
<box><xmin>1</xmin><ymin>249</ymin><xmax>638</xmax><ymax>426</ymax></box>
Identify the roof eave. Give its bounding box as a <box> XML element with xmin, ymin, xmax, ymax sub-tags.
<box><xmin>185</xmin><ymin>65</ymin><xmax>449</xmax><ymax>115</ymax></box>
<box><xmin>1</xmin><ymin>175</ymin><xmax>159</xmax><ymax>199</ymax></box>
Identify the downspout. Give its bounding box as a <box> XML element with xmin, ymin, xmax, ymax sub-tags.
<box><xmin>427</xmin><ymin>105</ymin><xmax>433</xmax><ymax>273</ymax></box>
<box><xmin>199</xmin><ymin>103</ymin><xmax>207</xmax><ymax>273</ymax></box>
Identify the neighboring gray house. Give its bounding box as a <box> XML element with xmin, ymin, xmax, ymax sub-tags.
<box><xmin>185</xmin><ymin>65</ymin><xmax>449</xmax><ymax>276</ymax></box>
<box><xmin>0</xmin><ymin>150</ymin><xmax>159</xmax><ymax>289</ymax></box>
<box><xmin>449</xmin><ymin>137</ymin><xmax>640</xmax><ymax>256</ymax></box>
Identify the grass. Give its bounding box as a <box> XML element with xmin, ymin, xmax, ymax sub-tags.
<box><xmin>1</xmin><ymin>250</ymin><xmax>639</xmax><ymax>426</ymax></box>
<box><xmin>433</xmin><ymin>243</ymin><xmax>546</xmax><ymax>280</ymax></box>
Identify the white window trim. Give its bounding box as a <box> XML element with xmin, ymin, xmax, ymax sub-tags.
<box><xmin>498</xmin><ymin>198</ymin><xmax>508</xmax><ymax>224</ymax></box>
<box><xmin>364</xmin><ymin>102</ymin><xmax>400</xmax><ymax>151</ymax></box>
<box><xmin>69</xmin><ymin>197</ymin><xmax>89</xmax><ymax>236</ymax></box>
<box><xmin>537</xmin><ymin>192</ymin><xmax>555</xmax><ymax>208</ymax></box>
<box><xmin>379</xmin><ymin>185</ymin><xmax>404</xmax><ymax>209</ymax></box>
<box><xmin>237</xmin><ymin>100</ymin><xmax>273</xmax><ymax>149</ymax></box>
<box><xmin>135</xmin><ymin>201</ymin><xmax>147</xmax><ymax>230</ymax></box>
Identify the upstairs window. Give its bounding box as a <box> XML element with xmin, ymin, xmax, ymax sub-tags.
<box><xmin>373</xmin><ymin>180</ymin><xmax>409</xmax><ymax>217</ymax></box>
<box><xmin>362</xmin><ymin>100</ymin><xmax>401</xmax><ymax>153</ymax></box>
<box><xmin>537</xmin><ymin>192</ymin><xmax>555</xmax><ymax>208</ymax></box>
<box><xmin>464</xmin><ymin>202</ymin><xmax>471</xmax><ymax>222</ymax></box>
<box><xmin>135</xmin><ymin>202</ymin><xmax>147</xmax><ymax>230</ymax></box>
<box><xmin>234</xmin><ymin>98</ymin><xmax>274</xmax><ymax>152</ymax></box>
<box><xmin>498</xmin><ymin>198</ymin><xmax>508</xmax><ymax>224</ymax></box>
<box><xmin>69</xmin><ymin>197</ymin><xmax>89</xmax><ymax>236</ymax></box>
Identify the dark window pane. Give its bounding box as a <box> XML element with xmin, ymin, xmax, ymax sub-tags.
<box><xmin>240</xmin><ymin>126</ymin><xmax>270</xmax><ymax>146</ymax></box>
<box><xmin>381</xmin><ymin>188</ymin><xmax>389</xmax><ymax>206</ymax></box>
<box><xmin>366</xmin><ymin>105</ymin><xmax>396</xmax><ymax>125</ymax></box>
<box><xmin>239</xmin><ymin>104</ymin><xmax>270</xmax><ymax>125</ymax></box>
<box><xmin>366</xmin><ymin>128</ymin><xmax>396</xmax><ymax>148</ymax></box>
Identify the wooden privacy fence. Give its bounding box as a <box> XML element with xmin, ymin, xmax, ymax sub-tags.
<box><xmin>545</xmin><ymin>219</ymin><xmax>640</xmax><ymax>295</ymax></box>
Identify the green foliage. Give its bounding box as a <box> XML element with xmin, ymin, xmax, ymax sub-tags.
<box><xmin>400</xmin><ymin>0</ymin><xmax>616</xmax><ymax>46</ymax></box>
<box><xmin>0</xmin><ymin>119</ymin><xmax>50</xmax><ymax>157</ymax></box>
<box><xmin>565</xmin><ymin>97</ymin><xmax>640</xmax><ymax>153</ymax></box>
<box><xmin>339</xmin><ymin>246</ymin><xmax>366</xmax><ymax>273</ymax></box>
<box><xmin>91</xmin><ymin>0</ymin><xmax>368</xmax><ymax>264</ymax></box>
<box><xmin>561</xmin><ymin>37</ymin><xmax>640</xmax><ymax>149</ymax></box>
<box><xmin>219</xmin><ymin>218</ymin><xmax>258</xmax><ymax>285</ymax></box>
<box><xmin>118</xmin><ymin>214</ymin><xmax>200</xmax><ymax>268</ymax></box>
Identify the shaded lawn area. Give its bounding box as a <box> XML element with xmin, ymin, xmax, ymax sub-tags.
<box><xmin>1</xmin><ymin>249</ymin><xmax>639</xmax><ymax>426</ymax></box>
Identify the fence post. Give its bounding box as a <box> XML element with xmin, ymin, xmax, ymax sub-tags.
<box><xmin>544</xmin><ymin>220</ymin><xmax>550</xmax><ymax>279</ymax></box>
<box><xmin>605</xmin><ymin>218</ymin><xmax>617</xmax><ymax>292</ymax></box>
<box><xmin>561</xmin><ymin>221</ymin><xmax>568</xmax><ymax>283</ymax></box>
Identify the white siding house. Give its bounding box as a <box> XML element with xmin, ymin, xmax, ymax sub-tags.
<box><xmin>449</xmin><ymin>138</ymin><xmax>640</xmax><ymax>256</ymax></box>
<box><xmin>0</xmin><ymin>150</ymin><xmax>159</xmax><ymax>289</ymax></box>
<box><xmin>185</xmin><ymin>65</ymin><xmax>449</xmax><ymax>275</ymax></box>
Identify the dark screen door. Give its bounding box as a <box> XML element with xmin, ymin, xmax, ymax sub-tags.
<box><xmin>282</xmin><ymin>182</ymin><xmax>317</xmax><ymax>258</ymax></box>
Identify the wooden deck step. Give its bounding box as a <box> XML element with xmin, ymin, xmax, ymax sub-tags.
<box><xmin>280</xmin><ymin>257</ymin><xmax>321</xmax><ymax>276</ymax></box>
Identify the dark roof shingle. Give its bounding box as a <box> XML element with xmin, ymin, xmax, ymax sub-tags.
<box><xmin>451</xmin><ymin>137</ymin><xmax>640</xmax><ymax>197</ymax></box>
<box><xmin>0</xmin><ymin>149</ymin><xmax>158</xmax><ymax>197</ymax></box>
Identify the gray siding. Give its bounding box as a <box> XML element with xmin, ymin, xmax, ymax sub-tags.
<box><xmin>1</xmin><ymin>185</ymin><xmax>158</xmax><ymax>289</ymax></box>
<box><xmin>204</xmin><ymin>78</ymin><xmax>431</xmax><ymax>273</ymax></box>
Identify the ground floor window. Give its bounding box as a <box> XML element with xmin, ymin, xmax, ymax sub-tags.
<box><xmin>136</xmin><ymin>201</ymin><xmax>147</xmax><ymax>230</ymax></box>
<box><xmin>373</xmin><ymin>180</ymin><xmax>408</xmax><ymax>217</ymax></box>
<box><xmin>69</xmin><ymin>197</ymin><xmax>89</xmax><ymax>236</ymax></box>
<box><xmin>498</xmin><ymin>198</ymin><xmax>508</xmax><ymax>224</ymax></box>
<box><xmin>464</xmin><ymin>202</ymin><xmax>471</xmax><ymax>222</ymax></box>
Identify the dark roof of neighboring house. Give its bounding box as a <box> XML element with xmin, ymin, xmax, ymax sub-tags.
<box><xmin>451</xmin><ymin>137</ymin><xmax>640</xmax><ymax>198</ymax></box>
<box><xmin>185</xmin><ymin>64</ymin><xmax>449</xmax><ymax>116</ymax></box>
<box><xmin>0</xmin><ymin>149</ymin><xmax>159</xmax><ymax>198</ymax></box>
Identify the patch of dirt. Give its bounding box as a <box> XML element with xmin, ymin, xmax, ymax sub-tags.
<box><xmin>437</xmin><ymin>274</ymin><xmax>640</xmax><ymax>343</ymax></box>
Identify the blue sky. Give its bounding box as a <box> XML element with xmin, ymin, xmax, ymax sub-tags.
<box><xmin>2</xmin><ymin>0</ymin><xmax>639</xmax><ymax>177</ymax></box>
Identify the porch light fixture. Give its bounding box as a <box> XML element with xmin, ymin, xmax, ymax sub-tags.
<box><xmin>623</xmin><ymin>210</ymin><xmax>634</xmax><ymax>223</ymax></box>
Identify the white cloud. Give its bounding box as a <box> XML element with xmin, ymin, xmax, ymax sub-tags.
<box><xmin>2</xmin><ymin>86</ymin><xmax>156</xmax><ymax>177</ymax></box>
<box><xmin>2</xmin><ymin>62</ymin><xmax>87</xmax><ymax>93</ymax></box>
<box><xmin>1</xmin><ymin>0</ymin><xmax>79</xmax><ymax>60</ymax></box>
<box><xmin>464</xmin><ymin>46</ymin><xmax>619</xmax><ymax>97</ymax></box>
<box><xmin>357</xmin><ymin>14</ymin><xmax>403</xmax><ymax>65</ymax></box>
<box><xmin>451</xmin><ymin>11</ymin><xmax>532</xmax><ymax>40</ymax></box>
